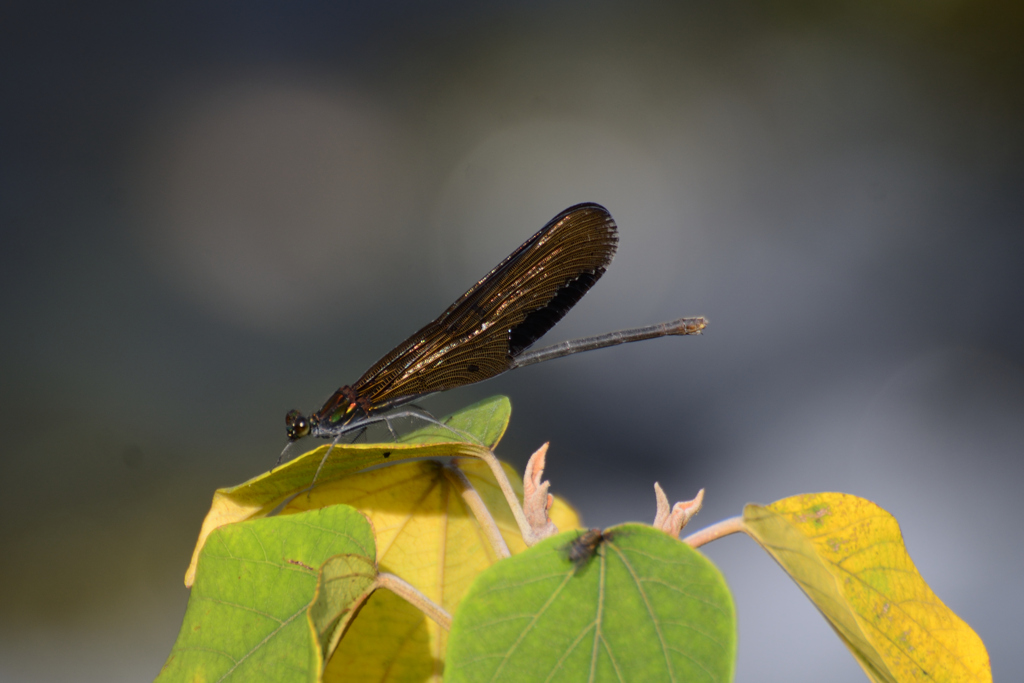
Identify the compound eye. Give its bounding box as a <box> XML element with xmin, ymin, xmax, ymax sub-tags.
<box><xmin>285</xmin><ymin>410</ymin><xmax>311</xmax><ymax>440</ymax></box>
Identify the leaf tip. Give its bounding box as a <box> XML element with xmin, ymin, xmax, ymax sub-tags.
<box><xmin>523</xmin><ymin>443</ymin><xmax>558</xmax><ymax>541</ymax></box>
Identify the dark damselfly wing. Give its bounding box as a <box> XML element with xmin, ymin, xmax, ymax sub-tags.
<box><xmin>350</xmin><ymin>202</ymin><xmax>617</xmax><ymax>410</ymax></box>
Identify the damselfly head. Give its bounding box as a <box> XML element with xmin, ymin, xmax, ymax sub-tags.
<box><xmin>285</xmin><ymin>410</ymin><xmax>311</xmax><ymax>441</ymax></box>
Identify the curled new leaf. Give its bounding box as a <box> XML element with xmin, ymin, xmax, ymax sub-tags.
<box><xmin>652</xmin><ymin>483</ymin><xmax>704</xmax><ymax>538</ymax></box>
<box><xmin>523</xmin><ymin>443</ymin><xmax>558</xmax><ymax>541</ymax></box>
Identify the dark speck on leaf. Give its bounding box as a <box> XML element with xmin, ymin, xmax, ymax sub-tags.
<box><xmin>564</xmin><ymin>528</ymin><xmax>605</xmax><ymax>572</ymax></box>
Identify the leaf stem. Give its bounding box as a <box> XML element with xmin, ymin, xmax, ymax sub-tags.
<box><xmin>376</xmin><ymin>572</ymin><xmax>453</xmax><ymax>631</ymax></box>
<box><xmin>683</xmin><ymin>516</ymin><xmax>746</xmax><ymax>548</ymax></box>
<box><xmin>475</xmin><ymin>449</ymin><xmax>542</xmax><ymax>545</ymax></box>
<box><xmin>443</xmin><ymin>464</ymin><xmax>511</xmax><ymax>560</ymax></box>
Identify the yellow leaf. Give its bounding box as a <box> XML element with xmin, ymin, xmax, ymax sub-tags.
<box><xmin>184</xmin><ymin>440</ymin><xmax>496</xmax><ymax>586</ymax></box>
<box><xmin>185</xmin><ymin>396</ymin><xmax>512</xmax><ymax>587</ymax></box>
<box><xmin>279</xmin><ymin>457</ymin><xmax>579</xmax><ymax>683</ymax></box>
<box><xmin>743</xmin><ymin>493</ymin><xmax>990</xmax><ymax>683</ymax></box>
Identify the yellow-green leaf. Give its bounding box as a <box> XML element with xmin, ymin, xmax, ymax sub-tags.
<box><xmin>743</xmin><ymin>493</ymin><xmax>990</xmax><ymax>683</ymax></box>
<box><xmin>185</xmin><ymin>396</ymin><xmax>512</xmax><ymax>585</ymax></box>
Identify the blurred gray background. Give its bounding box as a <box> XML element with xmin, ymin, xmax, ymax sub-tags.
<box><xmin>2</xmin><ymin>1</ymin><xmax>1021</xmax><ymax>681</ymax></box>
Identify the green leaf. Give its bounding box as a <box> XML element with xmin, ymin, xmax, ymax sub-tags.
<box><xmin>158</xmin><ymin>505</ymin><xmax>376</xmax><ymax>683</ymax></box>
<box><xmin>743</xmin><ymin>493</ymin><xmax>991</xmax><ymax>683</ymax></box>
<box><xmin>398</xmin><ymin>394</ymin><xmax>511</xmax><ymax>447</ymax></box>
<box><xmin>444</xmin><ymin>524</ymin><xmax>736</xmax><ymax>683</ymax></box>
<box><xmin>185</xmin><ymin>396</ymin><xmax>511</xmax><ymax>585</ymax></box>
